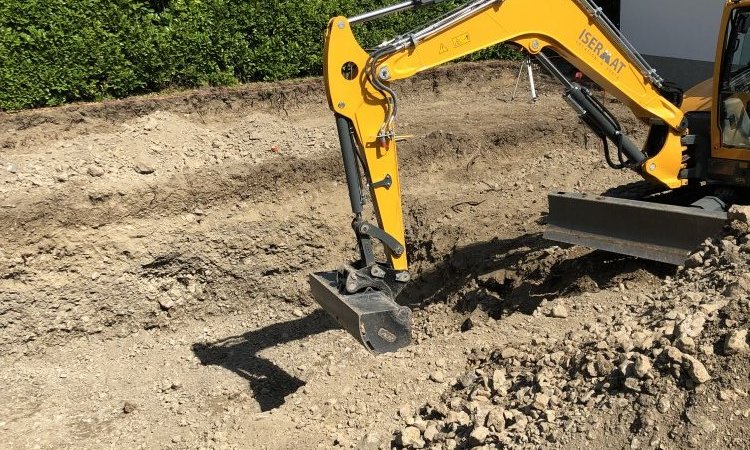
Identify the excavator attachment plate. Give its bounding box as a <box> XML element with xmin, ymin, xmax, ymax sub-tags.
<box><xmin>545</xmin><ymin>192</ymin><xmax>727</xmax><ymax>265</ymax></box>
<box><xmin>309</xmin><ymin>271</ymin><xmax>411</xmax><ymax>355</ymax></box>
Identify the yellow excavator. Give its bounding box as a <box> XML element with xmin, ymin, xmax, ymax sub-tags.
<box><xmin>310</xmin><ymin>0</ymin><xmax>750</xmax><ymax>354</ymax></box>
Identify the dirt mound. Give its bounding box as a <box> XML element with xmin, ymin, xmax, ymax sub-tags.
<box><xmin>7</xmin><ymin>60</ymin><xmax>737</xmax><ymax>450</ymax></box>
<box><xmin>392</xmin><ymin>213</ymin><xmax>750</xmax><ymax>450</ymax></box>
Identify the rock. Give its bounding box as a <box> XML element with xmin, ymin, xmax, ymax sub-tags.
<box><xmin>678</xmin><ymin>313</ymin><xmax>707</xmax><ymax>339</ymax></box>
<box><xmin>657</xmin><ymin>397</ymin><xmax>671</xmax><ymax>413</ymax></box>
<box><xmin>633</xmin><ymin>354</ymin><xmax>653</xmax><ymax>379</ymax></box>
<box><xmin>700</xmin><ymin>300</ymin><xmax>728</xmax><ymax>315</ymax></box>
<box><xmin>446</xmin><ymin>410</ymin><xmax>471</xmax><ymax>426</ymax></box>
<box><xmin>399</xmin><ymin>426</ymin><xmax>424</xmax><ymax>448</ymax></box>
<box><xmin>550</xmin><ymin>304</ymin><xmax>569</xmax><ymax>318</ymax></box>
<box><xmin>491</xmin><ymin>368</ymin><xmax>507</xmax><ymax>394</ymax></box>
<box><xmin>719</xmin><ymin>390</ymin><xmax>736</xmax><ymax>402</ymax></box>
<box><xmin>430</xmin><ymin>371</ymin><xmax>446</xmax><ymax>383</ymax></box>
<box><xmin>412</xmin><ymin>418</ymin><xmax>427</xmax><ymax>433</ymax></box>
<box><xmin>594</xmin><ymin>354</ymin><xmax>615</xmax><ymax>376</ymax></box>
<box><xmin>158</xmin><ymin>298</ymin><xmax>175</xmax><ymax>311</ymax></box>
<box><xmin>685</xmin><ymin>409</ymin><xmax>717</xmax><ymax>432</ymax></box>
<box><xmin>486</xmin><ymin>408</ymin><xmax>506</xmax><ymax>432</ymax></box>
<box><xmin>292</xmin><ymin>308</ymin><xmax>304</xmax><ymax>318</ymax></box>
<box><xmin>724</xmin><ymin>329</ymin><xmax>749</xmax><ymax>355</ymax></box>
<box><xmin>87</xmin><ymin>166</ymin><xmax>105</xmax><ymax>177</ymax></box>
<box><xmin>458</xmin><ymin>372</ymin><xmax>478</xmax><ymax>389</ymax></box>
<box><xmin>469</xmin><ymin>426</ymin><xmax>490</xmax><ymax>446</ymax></box>
<box><xmin>509</xmin><ymin>411</ymin><xmax>529</xmax><ymax>430</ymax></box>
<box><xmin>122</xmin><ymin>401</ymin><xmax>137</xmax><ymax>414</ymax></box>
<box><xmin>676</xmin><ymin>335</ymin><xmax>697</xmax><ymax>354</ymax></box>
<box><xmin>472</xmin><ymin>404</ymin><xmax>490</xmax><ymax>426</ymax></box>
<box><xmin>633</xmin><ymin>331</ymin><xmax>655</xmax><ymax>351</ymax></box>
<box><xmin>624</xmin><ymin>378</ymin><xmax>641</xmax><ymax>391</ymax></box>
<box><xmin>423</xmin><ymin>425</ymin><xmax>439</xmax><ymax>442</ymax></box>
<box><xmin>729</xmin><ymin>205</ymin><xmax>750</xmax><ymax>224</ymax></box>
<box><xmin>134</xmin><ymin>161</ymin><xmax>156</xmax><ymax>174</ymax></box>
<box><xmin>54</xmin><ymin>173</ymin><xmax>69</xmax><ymax>183</ymax></box>
<box><xmin>358</xmin><ymin>432</ymin><xmax>382</xmax><ymax>450</ymax></box>
<box><xmin>683</xmin><ymin>355</ymin><xmax>711</xmax><ymax>384</ymax></box>
<box><xmin>478</xmin><ymin>269</ymin><xmax>512</xmax><ymax>289</ymax></box>
<box><xmin>685</xmin><ymin>252</ymin><xmax>704</xmax><ymax>268</ymax></box>
<box><xmin>664</xmin><ymin>346</ymin><xmax>684</xmax><ymax>364</ymax></box>
<box><xmin>532</xmin><ymin>393</ymin><xmax>550</xmax><ymax>410</ymax></box>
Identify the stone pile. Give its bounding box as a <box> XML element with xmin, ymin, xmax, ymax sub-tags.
<box><xmin>393</xmin><ymin>207</ymin><xmax>750</xmax><ymax>449</ymax></box>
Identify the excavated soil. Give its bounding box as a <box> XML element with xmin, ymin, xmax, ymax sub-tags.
<box><xmin>1</xmin><ymin>61</ymin><xmax>748</xmax><ymax>450</ymax></box>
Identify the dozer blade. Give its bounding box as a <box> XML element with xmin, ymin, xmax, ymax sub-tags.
<box><xmin>309</xmin><ymin>271</ymin><xmax>411</xmax><ymax>354</ymax></box>
<box><xmin>545</xmin><ymin>192</ymin><xmax>727</xmax><ymax>265</ymax></box>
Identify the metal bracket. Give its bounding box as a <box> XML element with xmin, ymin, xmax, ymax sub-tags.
<box><xmin>357</xmin><ymin>220</ymin><xmax>405</xmax><ymax>256</ymax></box>
<box><xmin>371</xmin><ymin>174</ymin><xmax>393</xmax><ymax>190</ymax></box>
<box><xmin>339</xmin><ymin>264</ymin><xmax>409</xmax><ymax>297</ymax></box>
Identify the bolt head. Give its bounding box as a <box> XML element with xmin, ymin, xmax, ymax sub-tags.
<box><xmin>337</xmin><ymin>102</ymin><xmax>346</xmax><ymax>109</ymax></box>
<box><xmin>531</xmin><ymin>40</ymin><xmax>540</xmax><ymax>50</ymax></box>
<box><xmin>337</xmin><ymin>21</ymin><xmax>346</xmax><ymax>29</ymax></box>
<box><xmin>649</xmin><ymin>163</ymin><xmax>657</xmax><ymax>171</ymax></box>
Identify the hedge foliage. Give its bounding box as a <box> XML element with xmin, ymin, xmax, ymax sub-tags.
<box><xmin>0</xmin><ymin>0</ymin><xmax>519</xmax><ymax>111</ymax></box>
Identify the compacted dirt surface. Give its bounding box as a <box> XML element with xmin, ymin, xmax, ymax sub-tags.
<box><xmin>1</xmin><ymin>61</ymin><xmax>749</xmax><ymax>450</ymax></box>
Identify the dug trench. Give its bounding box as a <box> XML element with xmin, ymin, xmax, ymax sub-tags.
<box><xmin>1</xmin><ymin>61</ymin><xmax>746</xmax><ymax>450</ymax></box>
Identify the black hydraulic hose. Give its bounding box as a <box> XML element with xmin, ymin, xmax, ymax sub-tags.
<box><xmin>586</xmin><ymin>92</ymin><xmax>633</xmax><ymax>169</ymax></box>
<box><xmin>336</xmin><ymin>115</ymin><xmax>365</xmax><ymax>215</ymax></box>
<box><xmin>566</xmin><ymin>84</ymin><xmax>646</xmax><ymax>169</ymax></box>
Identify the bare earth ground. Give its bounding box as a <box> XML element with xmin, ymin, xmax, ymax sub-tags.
<box><xmin>0</xmin><ymin>61</ymin><xmax>748</xmax><ymax>450</ymax></box>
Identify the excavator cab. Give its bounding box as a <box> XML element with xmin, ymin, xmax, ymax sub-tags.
<box><xmin>310</xmin><ymin>0</ymin><xmax>749</xmax><ymax>354</ymax></box>
<box><xmin>719</xmin><ymin>7</ymin><xmax>750</xmax><ymax>148</ymax></box>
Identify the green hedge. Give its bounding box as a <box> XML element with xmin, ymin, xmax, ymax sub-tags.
<box><xmin>0</xmin><ymin>1</ymin><xmax>519</xmax><ymax>111</ymax></box>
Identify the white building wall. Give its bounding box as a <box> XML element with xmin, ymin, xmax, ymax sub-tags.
<box><xmin>620</xmin><ymin>0</ymin><xmax>724</xmax><ymax>63</ymax></box>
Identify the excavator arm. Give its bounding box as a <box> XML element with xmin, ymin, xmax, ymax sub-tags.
<box><xmin>311</xmin><ymin>0</ymin><xmax>693</xmax><ymax>354</ymax></box>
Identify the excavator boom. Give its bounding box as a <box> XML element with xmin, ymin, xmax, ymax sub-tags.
<box><xmin>310</xmin><ymin>0</ymin><xmax>724</xmax><ymax>354</ymax></box>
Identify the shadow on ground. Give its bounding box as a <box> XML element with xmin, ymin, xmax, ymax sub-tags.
<box><xmin>402</xmin><ymin>233</ymin><xmax>674</xmax><ymax>318</ymax></box>
<box><xmin>192</xmin><ymin>234</ymin><xmax>674</xmax><ymax>410</ymax></box>
<box><xmin>192</xmin><ymin>309</ymin><xmax>337</xmax><ymax>411</ymax></box>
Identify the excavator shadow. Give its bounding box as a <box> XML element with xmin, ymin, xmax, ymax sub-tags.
<box><xmin>192</xmin><ymin>235</ymin><xmax>672</xmax><ymax>410</ymax></box>
<box><xmin>192</xmin><ymin>309</ymin><xmax>338</xmax><ymax>412</ymax></box>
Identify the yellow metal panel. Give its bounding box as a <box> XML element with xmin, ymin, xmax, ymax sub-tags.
<box><xmin>324</xmin><ymin>18</ymin><xmax>408</xmax><ymax>271</ymax></box>
<box><xmin>642</xmin><ymin>132</ymin><xmax>687</xmax><ymax>189</ymax></box>
<box><xmin>681</xmin><ymin>78</ymin><xmax>713</xmax><ymax>113</ymax></box>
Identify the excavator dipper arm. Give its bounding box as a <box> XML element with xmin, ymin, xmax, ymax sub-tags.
<box><xmin>311</xmin><ymin>0</ymin><xmax>691</xmax><ymax>354</ymax></box>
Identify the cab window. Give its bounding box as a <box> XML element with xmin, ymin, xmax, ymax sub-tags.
<box><xmin>720</xmin><ymin>8</ymin><xmax>750</xmax><ymax>148</ymax></box>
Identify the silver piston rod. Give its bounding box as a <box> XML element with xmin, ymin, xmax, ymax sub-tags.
<box><xmin>349</xmin><ymin>0</ymin><xmax>448</xmax><ymax>25</ymax></box>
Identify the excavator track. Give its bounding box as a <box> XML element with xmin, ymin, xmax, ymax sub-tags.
<box><xmin>545</xmin><ymin>183</ymin><xmax>728</xmax><ymax>265</ymax></box>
